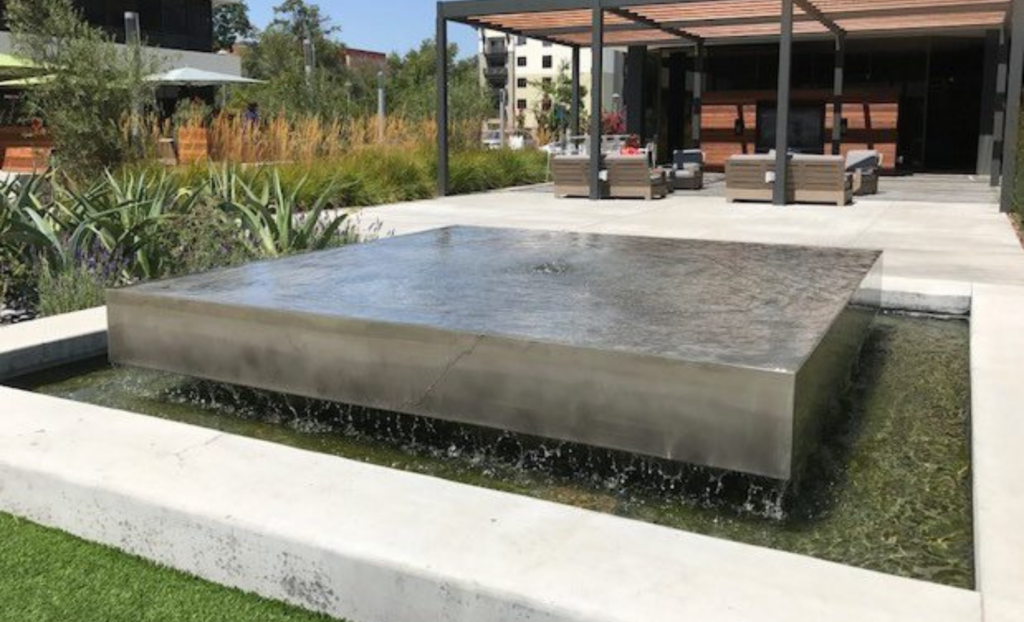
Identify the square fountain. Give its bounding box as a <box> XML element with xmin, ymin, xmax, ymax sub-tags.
<box><xmin>107</xmin><ymin>226</ymin><xmax>882</xmax><ymax>480</ymax></box>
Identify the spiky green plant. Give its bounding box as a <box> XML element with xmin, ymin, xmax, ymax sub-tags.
<box><xmin>224</xmin><ymin>169</ymin><xmax>352</xmax><ymax>257</ymax></box>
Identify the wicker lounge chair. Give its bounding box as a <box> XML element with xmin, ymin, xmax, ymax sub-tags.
<box><xmin>606</xmin><ymin>154</ymin><xmax>669</xmax><ymax>200</ymax></box>
<box><xmin>725</xmin><ymin>153</ymin><xmax>854</xmax><ymax>206</ymax></box>
<box><xmin>671</xmin><ymin>149</ymin><xmax>705</xmax><ymax>190</ymax></box>
<box><xmin>845</xmin><ymin>150</ymin><xmax>882</xmax><ymax>196</ymax></box>
<box><xmin>552</xmin><ymin>154</ymin><xmax>606</xmax><ymax>198</ymax></box>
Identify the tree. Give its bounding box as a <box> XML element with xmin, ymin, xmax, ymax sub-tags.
<box><xmin>531</xmin><ymin>62</ymin><xmax>587</xmax><ymax>141</ymax></box>
<box><xmin>234</xmin><ymin>0</ymin><xmax>352</xmax><ymax>116</ymax></box>
<box><xmin>213</xmin><ymin>1</ymin><xmax>256</xmax><ymax>52</ymax></box>
<box><xmin>272</xmin><ymin>0</ymin><xmax>341</xmax><ymax>45</ymax></box>
<box><xmin>5</xmin><ymin>0</ymin><xmax>159</xmax><ymax>174</ymax></box>
<box><xmin>387</xmin><ymin>39</ymin><xmax>491</xmax><ymax>124</ymax></box>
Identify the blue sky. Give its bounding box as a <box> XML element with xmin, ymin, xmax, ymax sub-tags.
<box><xmin>247</xmin><ymin>1</ymin><xmax>479</xmax><ymax>58</ymax></box>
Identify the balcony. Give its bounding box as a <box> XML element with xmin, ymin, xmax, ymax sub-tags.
<box><xmin>483</xmin><ymin>38</ymin><xmax>508</xmax><ymax>64</ymax></box>
<box><xmin>483</xmin><ymin>66</ymin><xmax>508</xmax><ymax>88</ymax></box>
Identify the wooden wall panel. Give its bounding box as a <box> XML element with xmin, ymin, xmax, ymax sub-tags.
<box><xmin>700</xmin><ymin>89</ymin><xmax>899</xmax><ymax>172</ymax></box>
<box><xmin>177</xmin><ymin>127</ymin><xmax>210</xmax><ymax>165</ymax></box>
<box><xmin>0</xmin><ymin>127</ymin><xmax>54</xmax><ymax>173</ymax></box>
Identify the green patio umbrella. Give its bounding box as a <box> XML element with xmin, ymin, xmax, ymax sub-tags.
<box><xmin>0</xmin><ymin>74</ymin><xmax>55</xmax><ymax>88</ymax></box>
<box><xmin>0</xmin><ymin>53</ymin><xmax>42</xmax><ymax>80</ymax></box>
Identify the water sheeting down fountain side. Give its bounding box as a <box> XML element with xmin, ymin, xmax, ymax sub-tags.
<box><xmin>106</xmin><ymin>226</ymin><xmax>882</xmax><ymax>481</ymax></box>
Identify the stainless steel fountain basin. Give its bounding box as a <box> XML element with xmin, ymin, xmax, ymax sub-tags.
<box><xmin>107</xmin><ymin>226</ymin><xmax>882</xmax><ymax>480</ymax></box>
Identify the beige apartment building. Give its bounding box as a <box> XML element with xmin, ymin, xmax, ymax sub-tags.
<box><xmin>479</xmin><ymin>28</ymin><xmax>624</xmax><ymax>134</ymax></box>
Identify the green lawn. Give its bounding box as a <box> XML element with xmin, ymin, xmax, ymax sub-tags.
<box><xmin>0</xmin><ymin>512</ymin><xmax>337</xmax><ymax>622</ymax></box>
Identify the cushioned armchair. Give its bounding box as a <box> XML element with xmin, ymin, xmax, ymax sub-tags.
<box><xmin>671</xmin><ymin>149</ymin><xmax>705</xmax><ymax>190</ymax></box>
<box><xmin>606</xmin><ymin>154</ymin><xmax>669</xmax><ymax>200</ymax></box>
<box><xmin>552</xmin><ymin>154</ymin><xmax>607</xmax><ymax>198</ymax></box>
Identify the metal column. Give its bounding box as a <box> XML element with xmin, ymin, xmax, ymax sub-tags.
<box><xmin>1000</xmin><ymin>0</ymin><xmax>1024</xmax><ymax>213</ymax></box>
<box><xmin>831</xmin><ymin>35</ymin><xmax>845</xmax><ymax>156</ymax></box>
<box><xmin>590</xmin><ymin>7</ymin><xmax>604</xmax><ymax>200</ymax></box>
<box><xmin>572</xmin><ymin>46</ymin><xmax>581</xmax><ymax>138</ymax></box>
<box><xmin>436</xmin><ymin>9</ymin><xmax>449</xmax><ymax>197</ymax></box>
<box><xmin>992</xmin><ymin>27</ymin><xmax>1009</xmax><ymax>187</ymax></box>
<box><xmin>773</xmin><ymin>0</ymin><xmax>794</xmax><ymax>206</ymax></box>
<box><xmin>693</xmin><ymin>43</ymin><xmax>704</xmax><ymax>147</ymax></box>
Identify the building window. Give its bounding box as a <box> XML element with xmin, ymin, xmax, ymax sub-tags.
<box><xmin>542</xmin><ymin>98</ymin><xmax>553</xmax><ymax>111</ymax></box>
<box><xmin>517</xmin><ymin>36</ymin><xmax>527</xmax><ymax>45</ymax></box>
<box><xmin>543</xmin><ymin>41</ymin><xmax>553</xmax><ymax>47</ymax></box>
<box><xmin>517</xmin><ymin>78</ymin><xmax>528</xmax><ymax>88</ymax></box>
<box><xmin>542</xmin><ymin>55</ymin><xmax>553</xmax><ymax>69</ymax></box>
<box><xmin>517</xmin><ymin>99</ymin><xmax>528</xmax><ymax>110</ymax></box>
<box><xmin>517</xmin><ymin>56</ymin><xmax>528</xmax><ymax>67</ymax></box>
<box><xmin>542</xmin><ymin>77</ymin><xmax>553</xmax><ymax>85</ymax></box>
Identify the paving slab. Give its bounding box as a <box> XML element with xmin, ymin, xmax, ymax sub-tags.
<box><xmin>971</xmin><ymin>285</ymin><xmax>1024</xmax><ymax>615</ymax></box>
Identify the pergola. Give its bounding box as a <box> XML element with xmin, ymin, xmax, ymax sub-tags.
<box><xmin>436</xmin><ymin>0</ymin><xmax>1023</xmax><ymax>211</ymax></box>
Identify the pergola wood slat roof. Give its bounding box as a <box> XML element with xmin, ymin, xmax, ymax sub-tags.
<box><xmin>458</xmin><ymin>0</ymin><xmax>1011</xmax><ymax>46</ymax></box>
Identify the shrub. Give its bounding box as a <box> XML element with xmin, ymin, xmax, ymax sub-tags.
<box><xmin>35</xmin><ymin>243</ymin><xmax>128</xmax><ymax>316</ymax></box>
<box><xmin>153</xmin><ymin>201</ymin><xmax>255</xmax><ymax>277</ymax></box>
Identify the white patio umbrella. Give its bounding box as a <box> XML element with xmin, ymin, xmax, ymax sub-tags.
<box><xmin>145</xmin><ymin>66</ymin><xmax>264</xmax><ymax>87</ymax></box>
<box><xmin>147</xmin><ymin>66</ymin><xmax>264</xmax><ymax>110</ymax></box>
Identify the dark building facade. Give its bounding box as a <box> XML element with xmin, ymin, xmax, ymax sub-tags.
<box><xmin>624</xmin><ymin>36</ymin><xmax>991</xmax><ymax>174</ymax></box>
<box><xmin>0</xmin><ymin>0</ymin><xmax>216</xmax><ymax>52</ymax></box>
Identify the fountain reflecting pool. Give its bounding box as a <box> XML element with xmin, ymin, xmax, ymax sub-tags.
<box><xmin>12</xmin><ymin>313</ymin><xmax>972</xmax><ymax>589</ymax></box>
<box><xmin>107</xmin><ymin>227</ymin><xmax>882</xmax><ymax>480</ymax></box>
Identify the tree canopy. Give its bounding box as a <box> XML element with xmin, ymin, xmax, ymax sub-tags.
<box><xmin>213</xmin><ymin>2</ymin><xmax>256</xmax><ymax>51</ymax></box>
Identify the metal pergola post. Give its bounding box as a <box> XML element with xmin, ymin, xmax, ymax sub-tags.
<box><xmin>832</xmin><ymin>35</ymin><xmax>845</xmax><ymax>156</ymax></box>
<box><xmin>589</xmin><ymin>6</ymin><xmax>604</xmax><ymax>200</ymax></box>
<box><xmin>1000</xmin><ymin>0</ymin><xmax>1024</xmax><ymax>213</ymax></box>
<box><xmin>572</xmin><ymin>46</ymin><xmax>581</xmax><ymax>138</ymax></box>
<box><xmin>993</xmin><ymin>26</ymin><xmax>1009</xmax><ymax>187</ymax></box>
<box><xmin>773</xmin><ymin>0</ymin><xmax>794</xmax><ymax>206</ymax></box>
<box><xmin>437</xmin><ymin>9</ymin><xmax>449</xmax><ymax>197</ymax></box>
<box><xmin>693</xmin><ymin>43</ymin><xmax>704</xmax><ymax>147</ymax></box>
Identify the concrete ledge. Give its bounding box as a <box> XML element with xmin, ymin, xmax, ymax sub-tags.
<box><xmin>971</xmin><ymin>285</ymin><xmax>1024</xmax><ymax>614</ymax></box>
<box><xmin>0</xmin><ymin>387</ymin><xmax>980</xmax><ymax>622</ymax></box>
<box><xmin>0</xmin><ymin>307</ymin><xmax>107</xmax><ymax>381</ymax></box>
<box><xmin>879</xmin><ymin>277</ymin><xmax>973</xmax><ymax>315</ymax></box>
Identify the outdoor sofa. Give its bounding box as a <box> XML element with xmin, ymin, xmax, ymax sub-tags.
<box><xmin>552</xmin><ymin>154</ymin><xmax>607</xmax><ymax>198</ymax></box>
<box><xmin>606</xmin><ymin>153</ymin><xmax>669</xmax><ymax>200</ymax></box>
<box><xmin>725</xmin><ymin>153</ymin><xmax>855</xmax><ymax>207</ymax></box>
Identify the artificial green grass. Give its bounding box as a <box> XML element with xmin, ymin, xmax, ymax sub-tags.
<box><xmin>0</xmin><ymin>512</ymin><xmax>337</xmax><ymax>622</ymax></box>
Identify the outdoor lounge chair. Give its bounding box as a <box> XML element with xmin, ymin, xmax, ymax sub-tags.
<box><xmin>552</xmin><ymin>154</ymin><xmax>606</xmax><ymax>198</ymax></box>
<box><xmin>671</xmin><ymin>149</ymin><xmax>705</xmax><ymax>190</ymax></box>
<box><xmin>725</xmin><ymin>153</ymin><xmax>854</xmax><ymax>206</ymax></box>
<box><xmin>606</xmin><ymin>154</ymin><xmax>668</xmax><ymax>200</ymax></box>
<box><xmin>845</xmin><ymin>149</ymin><xmax>882</xmax><ymax>196</ymax></box>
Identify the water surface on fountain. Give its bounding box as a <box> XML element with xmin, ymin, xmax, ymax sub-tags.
<box><xmin>12</xmin><ymin>313</ymin><xmax>972</xmax><ymax>589</ymax></box>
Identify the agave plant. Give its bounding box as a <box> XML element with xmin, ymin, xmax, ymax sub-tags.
<box><xmin>66</xmin><ymin>170</ymin><xmax>204</xmax><ymax>280</ymax></box>
<box><xmin>0</xmin><ymin>174</ymin><xmax>92</xmax><ymax>271</ymax></box>
<box><xmin>224</xmin><ymin>169</ymin><xmax>352</xmax><ymax>258</ymax></box>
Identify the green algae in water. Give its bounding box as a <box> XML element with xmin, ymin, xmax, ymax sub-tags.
<box><xmin>11</xmin><ymin>313</ymin><xmax>973</xmax><ymax>589</ymax></box>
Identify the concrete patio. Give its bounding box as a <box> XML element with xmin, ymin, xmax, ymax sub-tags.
<box><xmin>353</xmin><ymin>176</ymin><xmax>1024</xmax><ymax>290</ymax></box>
